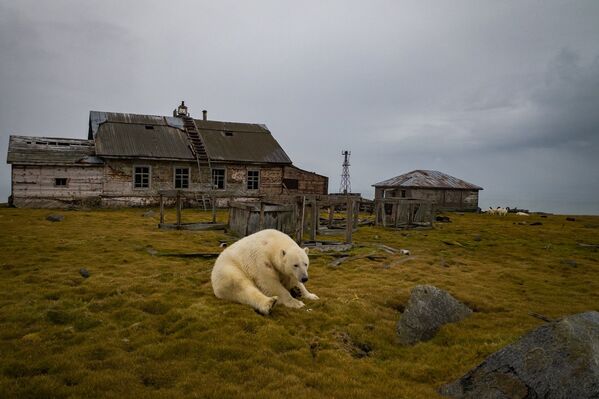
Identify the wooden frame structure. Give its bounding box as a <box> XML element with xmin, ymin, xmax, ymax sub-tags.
<box><xmin>374</xmin><ymin>198</ymin><xmax>434</xmax><ymax>228</ymax></box>
<box><xmin>157</xmin><ymin>190</ymin><xmax>262</xmax><ymax>230</ymax></box>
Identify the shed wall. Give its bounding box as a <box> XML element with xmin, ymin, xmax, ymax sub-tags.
<box><xmin>375</xmin><ymin>187</ymin><xmax>479</xmax><ymax>211</ymax></box>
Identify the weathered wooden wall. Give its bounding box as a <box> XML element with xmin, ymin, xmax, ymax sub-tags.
<box><xmin>228</xmin><ymin>202</ymin><xmax>296</xmax><ymax>237</ymax></box>
<box><xmin>11</xmin><ymin>165</ymin><xmax>103</xmax><ymax>208</ymax></box>
<box><xmin>374</xmin><ymin>187</ymin><xmax>479</xmax><ymax>211</ymax></box>
<box><xmin>282</xmin><ymin>166</ymin><xmax>328</xmax><ymax>195</ymax></box>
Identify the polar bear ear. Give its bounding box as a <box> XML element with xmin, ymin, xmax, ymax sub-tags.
<box><xmin>303</xmin><ymin>247</ymin><xmax>310</xmax><ymax>255</ymax></box>
<box><xmin>281</xmin><ymin>249</ymin><xmax>286</xmax><ymax>257</ymax></box>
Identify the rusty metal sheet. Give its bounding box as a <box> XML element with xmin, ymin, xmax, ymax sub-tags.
<box><xmin>373</xmin><ymin>170</ymin><xmax>482</xmax><ymax>190</ymax></box>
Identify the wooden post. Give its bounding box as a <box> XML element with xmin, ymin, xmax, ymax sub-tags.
<box><xmin>354</xmin><ymin>199</ymin><xmax>359</xmax><ymax>226</ymax></box>
<box><xmin>374</xmin><ymin>201</ymin><xmax>380</xmax><ymax>226</ymax></box>
<box><xmin>310</xmin><ymin>198</ymin><xmax>318</xmax><ymax>241</ymax></box>
<box><xmin>345</xmin><ymin>197</ymin><xmax>353</xmax><ymax>244</ymax></box>
<box><xmin>259</xmin><ymin>201</ymin><xmax>265</xmax><ymax>231</ymax></box>
<box><xmin>211</xmin><ymin>195</ymin><xmax>216</xmax><ymax>223</ymax></box>
<box><xmin>394</xmin><ymin>201</ymin><xmax>400</xmax><ymax>227</ymax></box>
<box><xmin>299</xmin><ymin>196</ymin><xmax>306</xmax><ymax>245</ymax></box>
<box><xmin>176</xmin><ymin>190</ymin><xmax>182</xmax><ymax>229</ymax></box>
<box><xmin>391</xmin><ymin>202</ymin><xmax>397</xmax><ymax>227</ymax></box>
<box><xmin>159</xmin><ymin>193</ymin><xmax>164</xmax><ymax>225</ymax></box>
<box><xmin>328</xmin><ymin>205</ymin><xmax>334</xmax><ymax>228</ymax></box>
<box><xmin>382</xmin><ymin>200</ymin><xmax>387</xmax><ymax>228</ymax></box>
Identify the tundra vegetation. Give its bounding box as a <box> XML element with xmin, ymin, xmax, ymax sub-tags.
<box><xmin>0</xmin><ymin>207</ymin><xmax>597</xmax><ymax>398</ymax></box>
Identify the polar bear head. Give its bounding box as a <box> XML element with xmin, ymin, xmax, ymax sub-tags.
<box><xmin>280</xmin><ymin>246</ymin><xmax>310</xmax><ymax>283</ymax></box>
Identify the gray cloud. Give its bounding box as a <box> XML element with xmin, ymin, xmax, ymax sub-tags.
<box><xmin>1</xmin><ymin>0</ymin><xmax>599</xmax><ymax>213</ymax></box>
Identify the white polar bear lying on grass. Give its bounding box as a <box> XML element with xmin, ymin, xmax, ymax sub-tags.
<box><xmin>211</xmin><ymin>229</ymin><xmax>319</xmax><ymax>315</ymax></box>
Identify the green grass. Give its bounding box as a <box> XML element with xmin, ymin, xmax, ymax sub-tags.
<box><xmin>0</xmin><ymin>208</ymin><xmax>597</xmax><ymax>398</ymax></box>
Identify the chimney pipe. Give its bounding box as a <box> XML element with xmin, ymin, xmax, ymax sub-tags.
<box><xmin>202</xmin><ymin>110</ymin><xmax>207</xmax><ymax>121</ymax></box>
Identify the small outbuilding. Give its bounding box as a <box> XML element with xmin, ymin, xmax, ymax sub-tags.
<box><xmin>373</xmin><ymin>170</ymin><xmax>482</xmax><ymax>212</ymax></box>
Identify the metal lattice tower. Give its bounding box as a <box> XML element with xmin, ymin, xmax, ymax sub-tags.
<box><xmin>340</xmin><ymin>150</ymin><xmax>351</xmax><ymax>194</ymax></box>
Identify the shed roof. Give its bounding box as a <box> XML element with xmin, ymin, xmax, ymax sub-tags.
<box><xmin>7</xmin><ymin>135</ymin><xmax>102</xmax><ymax>165</ymax></box>
<box><xmin>373</xmin><ymin>170</ymin><xmax>482</xmax><ymax>190</ymax></box>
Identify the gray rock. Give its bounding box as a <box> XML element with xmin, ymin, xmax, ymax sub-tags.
<box><xmin>397</xmin><ymin>285</ymin><xmax>472</xmax><ymax>345</ymax></box>
<box><xmin>46</xmin><ymin>214</ymin><xmax>64</xmax><ymax>222</ymax></box>
<box><xmin>79</xmin><ymin>268</ymin><xmax>90</xmax><ymax>278</ymax></box>
<box><xmin>142</xmin><ymin>210</ymin><xmax>155</xmax><ymax>217</ymax></box>
<box><xmin>440</xmin><ymin>311</ymin><xmax>599</xmax><ymax>399</ymax></box>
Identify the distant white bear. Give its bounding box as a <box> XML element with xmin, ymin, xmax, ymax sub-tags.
<box><xmin>211</xmin><ymin>229</ymin><xmax>319</xmax><ymax>315</ymax></box>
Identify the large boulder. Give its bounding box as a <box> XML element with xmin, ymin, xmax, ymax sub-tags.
<box><xmin>440</xmin><ymin>311</ymin><xmax>599</xmax><ymax>398</ymax></box>
<box><xmin>397</xmin><ymin>285</ymin><xmax>472</xmax><ymax>345</ymax></box>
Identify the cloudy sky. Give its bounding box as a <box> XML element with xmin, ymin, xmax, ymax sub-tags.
<box><xmin>1</xmin><ymin>0</ymin><xmax>598</xmax><ymax>214</ymax></box>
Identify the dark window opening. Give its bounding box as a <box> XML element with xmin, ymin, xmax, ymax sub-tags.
<box><xmin>212</xmin><ymin>169</ymin><xmax>225</xmax><ymax>190</ymax></box>
<box><xmin>175</xmin><ymin>168</ymin><xmax>190</xmax><ymax>189</ymax></box>
<box><xmin>247</xmin><ymin>170</ymin><xmax>259</xmax><ymax>190</ymax></box>
<box><xmin>134</xmin><ymin>166</ymin><xmax>150</xmax><ymax>188</ymax></box>
<box><xmin>223</xmin><ymin>131</ymin><xmax>233</xmax><ymax>137</ymax></box>
<box><xmin>145</xmin><ymin>125</ymin><xmax>154</xmax><ymax>130</ymax></box>
<box><xmin>55</xmin><ymin>178</ymin><xmax>67</xmax><ymax>186</ymax></box>
<box><xmin>401</xmin><ymin>190</ymin><xmax>406</xmax><ymax>198</ymax></box>
<box><xmin>283</xmin><ymin>178</ymin><xmax>299</xmax><ymax>190</ymax></box>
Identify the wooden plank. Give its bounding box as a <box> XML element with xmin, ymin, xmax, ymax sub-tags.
<box><xmin>176</xmin><ymin>191</ymin><xmax>182</xmax><ymax>228</ymax></box>
<box><xmin>345</xmin><ymin>197</ymin><xmax>353</xmax><ymax>244</ymax></box>
<box><xmin>259</xmin><ymin>201</ymin><xmax>265</xmax><ymax>230</ymax></box>
<box><xmin>211</xmin><ymin>195</ymin><xmax>216</xmax><ymax>223</ymax></box>
<box><xmin>159</xmin><ymin>194</ymin><xmax>164</xmax><ymax>224</ymax></box>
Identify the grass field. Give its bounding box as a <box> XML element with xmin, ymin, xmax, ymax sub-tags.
<box><xmin>0</xmin><ymin>207</ymin><xmax>597</xmax><ymax>398</ymax></box>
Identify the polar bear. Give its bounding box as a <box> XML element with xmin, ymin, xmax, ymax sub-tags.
<box><xmin>211</xmin><ymin>229</ymin><xmax>319</xmax><ymax>315</ymax></box>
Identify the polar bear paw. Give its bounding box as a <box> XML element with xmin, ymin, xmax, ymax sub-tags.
<box><xmin>287</xmin><ymin>299</ymin><xmax>305</xmax><ymax>309</ymax></box>
<box><xmin>304</xmin><ymin>292</ymin><xmax>320</xmax><ymax>301</ymax></box>
<box><xmin>256</xmin><ymin>296</ymin><xmax>278</xmax><ymax>316</ymax></box>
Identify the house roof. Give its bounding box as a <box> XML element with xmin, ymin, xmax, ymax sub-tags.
<box><xmin>194</xmin><ymin>119</ymin><xmax>292</xmax><ymax>164</ymax></box>
<box><xmin>373</xmin><ymin>170</ymin><xmax>482</xmax><ymax>190</ymax></box>
<box><xmin>88</xmin><ymin>111</ymin><xmax>292</xmax><ymax>164</ymax></box>
<box><xmin>7</xmin><ymin>135</ymin><xmax>103</xmax><ymax>165</ymax></box>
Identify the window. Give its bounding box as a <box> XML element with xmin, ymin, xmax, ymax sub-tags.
<box><xmin>212</xmin><ymin>168</ymin><xmax>225</xmax><ymax>190</ymax></box>
<box><xmin>283</xmin><ymin>178</ymin><xmax>298</xmax><ymax>190</ymax></box>
<box><xmin>145</xmin><ymin>125</ymin><xmax>154</xmax><ymax>130</ymax></box>
<box><xmin>247</xmin><ymin>170</ymin><xmax>259</xmax><ymax>190</ymax></box>
<box><xmin>174</xmin><ymin>167</ymin><xmax>190</xmax><ymax>189</ymax></box>
<box><xmin>55</xmin><ymin>178</ymin><xmax>67</xmax><ymax>187</ymax></box>
<box><xmin>401</xmin><ymin>190</ymin><xmax>406</xmax><ymax>198</ymax></box>
<box><xmin>134</xmin><ymin>166</ymin><xmax>150</xmax><ymax>189</ymax></box>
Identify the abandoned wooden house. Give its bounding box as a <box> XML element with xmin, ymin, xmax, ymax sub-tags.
<box><xmin>7</xmin><ymin>102</ymin><xmax>328</xmax><ymax>208</ymax></box>
<box><xmin>373</xmin><ymin>170</ymin><xmax>482</xmax><ymax>212</ymax></box>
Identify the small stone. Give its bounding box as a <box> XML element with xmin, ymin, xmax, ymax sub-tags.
<box><xmin>46</xmin><ymin>214</ymin><xmax>64</xmax><ymax>222</ymax></box>
<box><xmin>142</xmin><ymin>210</ymin><xmax>155</xmax><ymax>217</ymax></box>
<box><xmin>566</xmin><ymin>217</ymin><xmax>576</xmax><ymax>222</ymax></box>
<box><xmin>530</xmin><ymin>222</ymin><xmax>543</xmax><ymax>226</ymax></box>
<box><xmin>79</xmin><ymin>268</ymin><xmax>90</xmax><ymax>278</ymax></box>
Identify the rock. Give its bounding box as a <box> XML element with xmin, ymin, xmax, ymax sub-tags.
<box><xmin>46</xmin><ymin>214</ymin><xmax>64</xmax><ymax>222</ymax></box>
<box><xmin>142</xmin><ymin>210</ymin><xmax>155</xmax><ymax>217</ymax></box>
<box><xmin>397</xmin><ymin>285</ymin><xmax>472</xmax><ymax>345</ymax></box>
<box><xmin>440</xmin><ymin>311</ymin><xmax>599</xmax><ymax>399</ymax></box>
<box><xmin>79</xmin><ymin>268</ymin><xmax>90</xmax><ymax>278</ymax></box>
<box><xmin>566</xmin><ymin>217</ymin><xmax>576</xmax><ymax>222</ymax></box>
<box><xmin>530</xmin><ymin>222</ymin><xmax>543</xmax><ymax>226</ymax></box>
<box><xmin>436</xmin><ymin>216</ymin><xmax>452</xmax><ymax>223</ymax></box>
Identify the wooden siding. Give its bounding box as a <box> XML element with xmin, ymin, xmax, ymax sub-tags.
<box><xmin>375</xmin><ymin>187</ymin><xmax>479</xmax><ymax>211</ymax></box>
<box><xmin>11</xmin><ymin>165</ymin><xmax>103</xmax><ymax>208</ymax></box>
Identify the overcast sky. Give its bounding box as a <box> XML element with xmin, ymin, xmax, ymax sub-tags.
<box><xmin>1</xmin><ymin>0</ymin><xmax>598</xmax><ymax>214</ymax></box>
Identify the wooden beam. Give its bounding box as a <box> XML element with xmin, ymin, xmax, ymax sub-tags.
<box><xmin>211</xmin><ymin>195</ymin><xmax>216</xmax><ymax>223</ymax></box>
<box><xmin>259</xmin><ymin>201</ymin><xmax>265</xmax><ymax>230</ymax></box>
<box><xmin>159</xmin><ymin>193</ymin><xmax>165</xmax><ymax>225</ymax></box>
<box><xmin>176</xmin><ymin>190</ymin><xmax>182</xmax><ymax>229</ymax></box>
<box><xmin>345</xmin><ymin>197</ymin><xmax>353</xmax><ymax>244</ymax></box>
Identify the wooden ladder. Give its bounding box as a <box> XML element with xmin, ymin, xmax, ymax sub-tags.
<box><xmin>182</xmin><ymin>116</ymin><xmax>213</xmax><ymax>189</ymax></box>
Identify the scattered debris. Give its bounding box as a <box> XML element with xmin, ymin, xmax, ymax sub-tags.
<box><xmin>46</xmin><ymin>214</ymin><xmax>64</xmax><ymax>222</ymax></box>
<box><xmin>397</xmin><ymin>285</ymin><xmax>472</xmax><ymax>345</ymax></box>
<box><xmin>435</xmin><ymin>216</ymin><xmax>452</xmax><ymax>223</ymax></box>
<box><xmin>442</xmin><ymin>240</ymin><xmax>465</xmax><ymax>247</ymax></box>
<box><xmin>400</xmin><ymin>249</ymin><xmax>411</xmax><ymax>256</ymax></box>
<box><xmin>79</xmin><ymin>268</ymin><xmax>90</xmax><ymax>278</ymax></box>
<box><xmin>566</xmin><ymin>217</ymin><xmax>576</xmax><ymax>222</ymax></box>
<box><xmin>142</xmin><ymin>210</ymin><xmax>155</xmax><ymax>218</ymax></box>
<box><xmin>330</xmin><ymin>253</ymin><xmax>385</xmax><ymax>267</ymax></box>
<box><xmin>530</xmin><ymin>222</ymin><xmax>543</xmax><ymax>226</ymax></box>
<box><xmin>528</xmin><ymin>311</ymin><xmax>553</xmax><ymax>322</ymax></box>
<box><xmin>439</xmin><ymin>311</ymin><xmax>599</xmax><ymax>399</ymax></box>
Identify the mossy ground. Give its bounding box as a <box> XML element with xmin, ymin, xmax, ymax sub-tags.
<box><xmin>0</xmin><ymin>207</ymin><xmax>597</xmax><ymax>398</ymax></box>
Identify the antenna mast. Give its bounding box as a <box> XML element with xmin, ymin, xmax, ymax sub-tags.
<box><xmin>340</xmin><ymin>150</ymin><xmax>351</xmax><ymax>194</ymax></box>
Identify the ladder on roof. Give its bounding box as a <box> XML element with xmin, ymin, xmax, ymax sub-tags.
<box><xmin>182</xmin><ymin>116</ymin><xmax>214</xmax><ymax>202</ymax></box>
